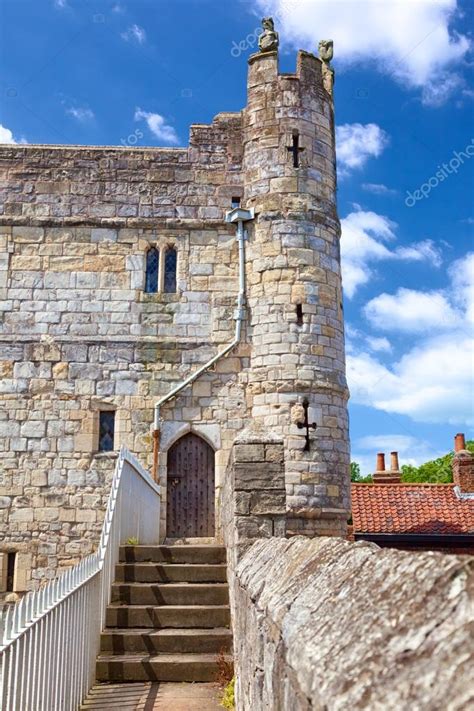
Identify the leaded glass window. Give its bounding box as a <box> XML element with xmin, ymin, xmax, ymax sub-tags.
<box><xmin>164</xmin><ymin>247</ymin><xmax>177</xmax><ymax>293</ymax></box>
<box><xmin>145</xmin><ymin>247</ymin><xmax>159</xmax><ymax>293</ymax></box>
<box><xmin>99</xmin><ymin>411</ymin><xmax>115</xmax><ymax>452</ymax></box>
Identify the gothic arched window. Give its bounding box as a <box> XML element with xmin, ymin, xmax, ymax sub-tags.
<box><xmin>145</xmin><ymin>247</ymin><xmax>159</xmax><ymax>293</ymax></box>
<box><xmin>164</xmin><ymin>246</ymin><xmax>177</xmax><ymax>293</ymax></box>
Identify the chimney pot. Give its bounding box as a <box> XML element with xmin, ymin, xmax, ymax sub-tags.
<box><xmin>373</xmin><ymin>450</ymin><xmax>402</xmax><ymax>484</ymax></box>
<box><xmin>390</xmin><ymin>451</ymin><xmax>400</xmax><ymax>472</ymax></box>
<box><xmin>454</xmin><ymin>433</ymin><xmax>466</xmax><ymax>452</ymax></box>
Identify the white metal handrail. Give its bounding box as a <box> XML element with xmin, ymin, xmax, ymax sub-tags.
<box><xmin>0</xmin><ymin>447</ymin><xmax>161</xmax><ymax>711</ymax></box>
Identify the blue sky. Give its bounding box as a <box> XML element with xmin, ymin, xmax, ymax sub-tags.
<box><xmin>1</xmin><ymin>0</ymin><xmax>473</xmax><ymax>473</ymax></box>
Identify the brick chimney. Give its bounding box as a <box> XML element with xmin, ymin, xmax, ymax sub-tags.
<box><xmin>452</xmin><ymin>433</ymin><xmax>474</xmax><ymax>495</ymax></box>
<box><xmin>373</xmin><ymin>451</ymin><xmax>401</xmax><ymax>483</ymax></box>
<box><xmin>389</xmin><ymin>451</ymin><xmax>402</xmax><ymax>483</ymax></box>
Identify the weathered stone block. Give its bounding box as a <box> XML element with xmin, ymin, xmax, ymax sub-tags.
<box><xmin>249</xmin><ymin>491</ymin><xmax>285</xmax><ymax>515</ymax></box>
<box><xmin>235</xmin><ymin>491</ymin><xmax>251</xmax><ymax>515</ymax></box>
<box><xmin>91</xmin><ymin>228</ymin><xmax>117</xmax><ymax>243</ymax></box>
<box><xmin>235</xmin><ymin>516</ymin><xmax>273</xmax><ymax>539</ymax></box>
<box><xmin>265</xmin><ymin>445</ymin><xmax>284</xmax><ymax>462</ymax></box>
<box><xmin>20</xmin><ymin>421</ymin><xmax>46</xmax><ymax>438</ymax></box>
<box><xmin>234</xmin><ymin>444</ymin><xmax>265</xmax><ymax>462</ymax></box>
<box><xmin>234</xmin><ymin>462</ymin><xmax>285</xmax><ymax>491</ymax></box>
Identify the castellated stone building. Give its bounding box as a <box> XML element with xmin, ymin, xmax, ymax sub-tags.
<box><xmin>0</xmin><ymin>48</ymin><xmax>349</xmax><ymax>592</ymax></box>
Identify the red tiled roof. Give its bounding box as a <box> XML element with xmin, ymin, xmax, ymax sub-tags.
<box><xmin>351</xmin><ymin>483</ymin><xmax>474</xmax><ymax>535</ymax></box>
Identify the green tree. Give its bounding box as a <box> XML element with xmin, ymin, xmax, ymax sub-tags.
<box><xmin>351</xmin><ymin>461</ymin><xmax>373</xmax><ymax>483</ymax></box>
<box><xmin>401</xmin><ymin>440</ymin><xmax>474</xmax><ymax>484</ymax></box>
<box><xmin>350</xmin><ymin>441</ymin><xmax>474</xmax><ymax>484</ymax></box>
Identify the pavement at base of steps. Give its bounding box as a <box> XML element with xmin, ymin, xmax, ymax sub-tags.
<box><xmin>81</xmin><ymin>682</ymin><xmax>223</xmax><ymax>710</ymax></box>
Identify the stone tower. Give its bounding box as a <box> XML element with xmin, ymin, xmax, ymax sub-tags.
<box><xmin>243</xmin><ymin>49</ymin><xmax>349</xmax><ymax>537</ymax></box>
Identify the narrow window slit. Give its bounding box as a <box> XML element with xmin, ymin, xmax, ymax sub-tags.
<box><xmin>99</xmin><ymin>411</ymin><xmax>115</xmax><ymax>452</ymax></box>
<box><xmin>296</xmin><ymin>303</ymin><xmax>303</xmax><ymax>326</ymax></box>
<box><xmin>145</xmin><ymin>247</ymin><xmax>159</xmax><ymax>293</ymax></box>
<box><xmin>231</xmin><ymin>197</ymin><xmax>241</xmax><ymax>208</ymax></box>
<box><xmin>6</xmin><ymin>552</ymin><xmax>16</xmax><ymax>592</ymax></box>
<box><xmin>164</xmin><ymin>247</ymin><xmax>177</xmax><ymax>293</ymax></box>
<box><xmin>287</xmin><ymin>132</ymin><xmax>304</xmax><ymax>168</ymax></box>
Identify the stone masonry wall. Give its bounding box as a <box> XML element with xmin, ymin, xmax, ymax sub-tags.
<box><xmin>0</xmin><ymin>222</ymin><xmax>249</xmax><ymax>584</ymax></box>
<box><xmin>0</xmin><ymin>48</ymin><xmax>351</xmax><ymax>590</ymax></box>
<box><xmin>0</xmin><ymin>115</ymin><xmax>249</xmax><ymax>590</ymax></box>
<box><xmin>231</xmin><ymin>537</ymin><xmax>474</xmax><ymax>710</ymax></box>
<box><xmin>221</xmin><ymin>426</ymin><xmax>286</xmax><ymax>559</ymax></box>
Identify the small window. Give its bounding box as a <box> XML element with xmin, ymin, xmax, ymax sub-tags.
<box><xmin>296</xmin><ymin>303</ymin><xmax>303</xmax><ymax>326</ymax></box>
<box><xmin>164</xmin><ymin>247</ymin><xmax>177</xmax><ymax>293</ymax></box>
<box><xmin>287</xmin><ymin>131</ymin><xmax>304</xmax><ymax>168</ymax></box>
<box><xmin>6</xmin><ymin>552</ymin><xmax>16</xmax><ymax>592</ymax></box>
<box><xmin>231</xmin><ymin>197</ymin><xmax>241</xmax><ymax>208</ymax></box>
<box><xmin>145</xmin><ymin>247</ymin><xmax>159</xmax><ymax>293</ymax></box>
<box><xmin>99</xmin><ymin>411</ymin><xmax>115</xmax><ymax>452</ymax></box>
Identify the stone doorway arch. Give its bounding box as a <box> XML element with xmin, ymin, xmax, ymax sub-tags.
<box><xmin>166</xmin><ymin>432</ymin><xmax>215</xmax><ymax>538</ymax></box>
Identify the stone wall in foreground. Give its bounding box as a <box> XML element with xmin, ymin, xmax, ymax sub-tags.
<box><xmin>231</xmin><ymin>537</ymin><xmax>474</xmax><ymax>711</ymax></box>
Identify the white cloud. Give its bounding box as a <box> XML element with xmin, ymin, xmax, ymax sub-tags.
<box><xmin>345</xmin><ymin>326</ymin><xmax>392</xmax><ymax>355</ymax></box>
<box><xmin>364</xmin><ymin>288</ymin><xmax>459</xmax><ymax>332</ymax></box>
<box><xmin>134</xmin><ymin>109</ymin><xmax>179</xmax><ymax>145</ymax></box>
<box><xmin>121</xmin><ymin>24</ymin><xmax>146</xmax><ymax>44</ymax></box>
<box><xmin>340</xmin><ymin>210</ymin><xmax>442</xmax><ymax>298</ymax></box>
<box><xmin>54</xmin><ymin>0</ymin><xmax>67</xmax><ymax>7</ymax></box>
<box><xmin>421</xmin><ymin>72</ymin><xmax>464</xmax><ymax>107</ymax></box>
<box><xmin>395</xmin><ymin>239</ymin><xmax>443</xmax><ymax>267</ymax></box>
<box><xmin>256</xmin><ymin>0</ymin><xmax>470</xmax><ymax>103</ymax></box>
<box><xmin>356</xmin><ymin>434</ymin><xmax>419</xmax><ymax>453</ymax></box>
<box><xmin>0</xmin><ymin>124</ymin><xmax>17</xmax><ymax>144</ymax></box>
<box><xmin>366</xmin><ymin>336</ymin><xmax>392</xmax><ymax>353</ymax></box>
<box><xmin>336</xmin><ymin>123</ymin><xmax>389</xmax><ymax>176</ymax></box>
<box><xmin>364</xmin><ymin>251</ymin><xmax>473</xmax><ymax>332</ymax></box>
<box><xmin>0</xmin><ymin>123</ymin><xmax>26</xmax><ymax>144</ymax></box>
<box><xmin>66</xmin><ymin>107</ymin><xmax>95</xmax><ymax>122</ymax></box>
<box><xmin>362</xmin><ymin>183</ymin><xmax>398</xmax><ymax>196</ymax></box>
<box><xmin>348</xmin><ymin>335</ymin><xmax>474</xmax><ymax>426</ymax></box>
<box><xmin>449</xmin><ymin>252</ymin><xmax>474</xmax><ymax>325</ymax></box>
<box><xmin>347</xmin><ymin>252</ymin><xmax>474</xmax><ymax>426</ymax></box>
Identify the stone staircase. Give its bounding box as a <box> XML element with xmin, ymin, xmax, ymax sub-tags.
<box><xmin>96</xmin><ymin>544</ymin><xmax>232</xmax><ymax>683</ymax></box>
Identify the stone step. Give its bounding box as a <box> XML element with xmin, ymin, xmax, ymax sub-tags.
<box><xmin>100</xmin><ymin>627</ymin><xmax>232</xmax><ymax>654</ymax></box>
<box><xmin>110</xmin><ymin>582</ymin><xmax>229</xmax><ymax>606</ymax></box>
<box><xmin>96</xmin><ymin>652</ymin><xmax>233</xmax><ymax>683</ymax></box>
<box><xmin>81</xmin><ymin>682</ymin><xmax>222</xmax><ymax>710</ymax></box>
<box><xmin>119</xmin><ymin>545</ymin><xmax>226</xmax><ymax>565</ymax></box>
<box><xmin>105</xmin><ymin>604</ymin><xmax>231</xmax><ymax>629</ymax></box>
<box><xmin>114</xmin><ymin>563</ymin><xmax>228</xmax><ymax>583</ymax></box>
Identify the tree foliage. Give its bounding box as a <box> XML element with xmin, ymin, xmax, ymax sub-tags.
<box><xmin>351</xmin><ymin>441</ymin><xmax>474</xmax><ymax>484</ymax></box>
<box><xmin>401</xmin><ymin>440</ymin><xmax>474</xmax><ymax>484</ymax></box>
<box><xmin>351</xmin><ymin>461</ymin><xmax>373</xmax><ymax>483</ymax></box>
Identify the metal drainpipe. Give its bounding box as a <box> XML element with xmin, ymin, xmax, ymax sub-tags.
<box><xmin>151</xmin><ymin>207</ymin><xmax>254</xmax><ymax>480</ymax></box>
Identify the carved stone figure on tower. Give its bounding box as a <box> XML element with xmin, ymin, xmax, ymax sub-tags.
<box><xmin>258</xmin><ymin>17</ymin><xmax>279</xmax><ymax>53</ymax></box>
<box><xmin>318</xmin><ymin>39</ymin><xmax>335</xmax><ymax>94</ymax></box>
<box><xmin>318</xmin><ymin>39</ymin><xmax>334</xmax><ymax>64</ymax></box>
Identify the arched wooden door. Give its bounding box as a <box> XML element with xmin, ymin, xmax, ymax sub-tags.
<box><xmin>166</xmin><ymin>433</ymin><xmax>215</xmax><ymax>538</ymax></box>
